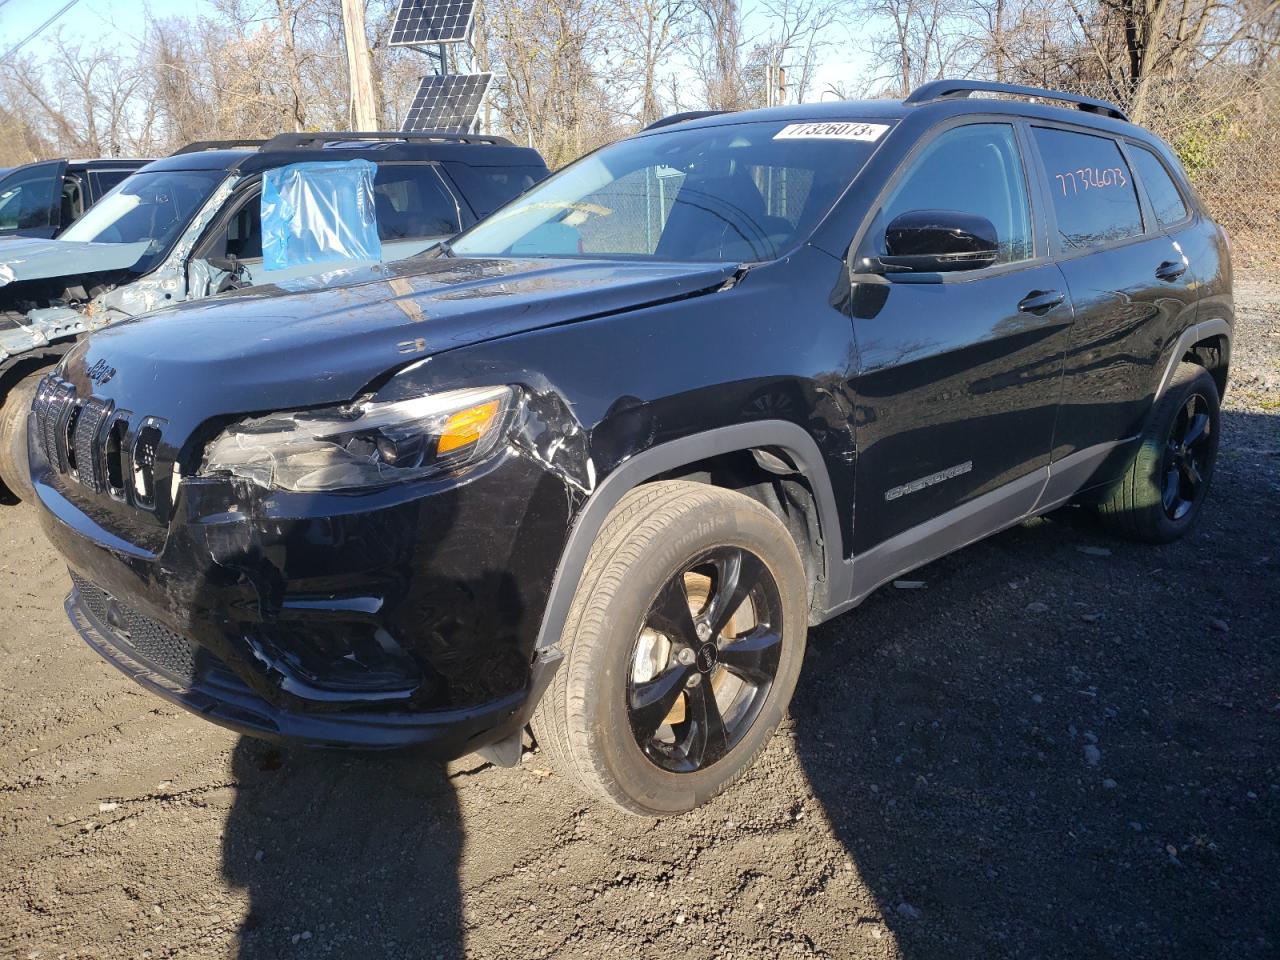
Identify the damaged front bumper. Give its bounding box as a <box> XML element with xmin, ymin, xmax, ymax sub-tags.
<box><xmin>34</xmin><ymin>438</ymin><xmax>574</xmax><ymax>754</ymax></box>
<box><xmin>67</xmin><ymin>574</ymin><xmax>562</xmax><ymax>751</ymax></box>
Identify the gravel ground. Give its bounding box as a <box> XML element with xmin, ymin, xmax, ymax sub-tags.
<box><xmin>1</xmin><ymin>270</ymin><xmax>1276</xmax><ymax>960</ymax></box>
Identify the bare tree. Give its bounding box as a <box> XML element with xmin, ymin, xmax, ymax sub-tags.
<box><xmin>756</xmin><ymin>0</ymin><xmax>844</xmax><ymax>103</ymax></box>
<box><xmin>611</xmin><ymin>0</ymin><xmax>694</xmax><ymax>124</ymax></box>
<box><xmin>690</xmin><ymin>0</ymin><xmax>750</xmax><ymax>109</ymax></box>
<box><xmin>858</xmin><ymin>0</ymin><xmax>970</xmax><ymax>94</ymax></box>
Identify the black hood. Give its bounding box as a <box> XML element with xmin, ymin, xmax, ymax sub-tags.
<box><xmin>61</xmin><ymin>255</ymin><xmax>737</xmax><ymax>437</ymax></box>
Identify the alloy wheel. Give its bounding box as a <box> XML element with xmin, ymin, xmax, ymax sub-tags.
<box><xmin>1161</xmin><ymin>392</ymin><xmax>1213</xmax><ymax>522</ymax></box>
<box><xmin>626</xmin><ymin>546</ymin><xmax>783</xmax><ymax>773</ymax></box>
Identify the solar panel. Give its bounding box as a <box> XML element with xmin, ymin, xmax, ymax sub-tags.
<box><xmin>390</xmin><ymin>0</ymin><xmax>475</xmax><ymax>45</ymax></box>
<box><xmin>401</xmin><ymin>73</ymin><xmax>492</xmax><ymax>133</ymax></box>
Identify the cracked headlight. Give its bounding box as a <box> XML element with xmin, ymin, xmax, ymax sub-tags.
<box><xmin>201</xmin><ymin>385</ymin><xmax>516</xmax><ymax>492</ymax></box>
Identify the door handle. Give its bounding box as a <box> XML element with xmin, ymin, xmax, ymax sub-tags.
<box><xmin>1018</xmin><ymin>290</ymin><xmax>1066</xmax><ymax>313</ymax></box>
<box><xmin>1156</xmin><ymin>260</ymin><xmax>1187</xmax><ymax>282</ymax></box>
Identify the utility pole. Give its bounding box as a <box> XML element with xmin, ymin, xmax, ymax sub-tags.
<box><xmin>764</xmin><ymin>59</ymin><xmax>787</xmax><ymax>107</ymax></box>
<box><xmin>341</xmin><ymin>0</ymin><xmax>379</xmax><ymax>129</ymax></box>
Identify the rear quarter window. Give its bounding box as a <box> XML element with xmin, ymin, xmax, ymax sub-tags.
<box><xmin>372</xmin><ymin>163</ymin><xmax>461</xmax><ymax>240</ymax></box>
<box><xmin>1128</xmin><ymin>145</ymin><xmax>1189</xmax><ymax>226</ymax></box>
<box><xmin>1032</xmin><ymin>127</ymin><xmax>1144</xmax><ymax>250</ymax></box>
<box><xmin>441</xmin><ymin>163</ymin><xmax>547</xmax><ymax>218</ymax></box>
<box><xmin>89</xmin><ymin>169</ymin><xmax>135</xmax><ymax>199</ymax></box>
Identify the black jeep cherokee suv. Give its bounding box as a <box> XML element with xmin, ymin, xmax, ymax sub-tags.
<box><xmin>29</xmin><ymin>81</ymin><xmax>1232</xmax><ymax>816</ymax></box>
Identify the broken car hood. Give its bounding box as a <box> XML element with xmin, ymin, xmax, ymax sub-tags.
<box><xmin>65</xmin><ymin>256</ymin><xmax>738</xmax><ymax>431</ymax></box>
<box><xmin>0</xmin><ymin>236</ymin><xmax>149</xmax><ymax>286</ymax></box>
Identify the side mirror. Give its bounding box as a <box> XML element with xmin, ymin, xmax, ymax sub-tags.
<box><xmin>877</xmin><ymin>209</ymin><xmax>1000</xmax><ymax>273</ymax></box>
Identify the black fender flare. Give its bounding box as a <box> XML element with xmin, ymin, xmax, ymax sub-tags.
<box><xmin>533</xmin><ymin>420</ymin><xmax>843</xmax><ymax>650</ymax></box>
<box><xmin>1152</xmin><ymin>318</ymin><xmax>1231</xmax><ymax>404</ymax></box>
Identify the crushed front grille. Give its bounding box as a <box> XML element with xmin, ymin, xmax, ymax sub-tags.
<box><xmin>70</xmin><ymin>573</ymin><xmax>199</xmax><ymax>685</ymax></box>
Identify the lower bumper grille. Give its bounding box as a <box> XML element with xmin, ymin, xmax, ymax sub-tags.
<box><xmin>69</xmin><ymin>573</ymin><xmax>199</xmax><ymax>685</ymax></box>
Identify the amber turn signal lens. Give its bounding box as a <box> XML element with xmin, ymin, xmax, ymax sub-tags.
<box><xmin>437</xmin><ymin>399</ymin><xmax>502</xmax><ymax>454</ymax></box>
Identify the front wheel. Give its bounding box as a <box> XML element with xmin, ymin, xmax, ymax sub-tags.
<box><xmin>531</xmin><ymin>481</ymin><xmax>809</xmax><ymax>816</ymax></box>
<box><xmin>1096</xmin><ymin>361</ymin><xmax>1221</xmax><ymax>543</ymax></box>
<box><xmin>0</xmin><ymin>370</ymin><xmax>45</xmax><ymax>503</ymax></box>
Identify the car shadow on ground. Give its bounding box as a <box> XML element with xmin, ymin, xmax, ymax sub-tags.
<box><xmin>790</xmin><ymin>410</ymin><xmax>1279</xmax><ymax>957</ymax></box>
<box><xmin>222</xmin><ymin>737</ymin><xmax>465</xmax><ymax>959</ymax></box>
<box><xmin>210</xmin><ymin>408</ymin><xmax>1277</xmax><ymax>958</ymax></box>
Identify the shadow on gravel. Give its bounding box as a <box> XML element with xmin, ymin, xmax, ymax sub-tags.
<box><xmin>792</xmin><ymin>411</ymin><xmax>1279</xmax><ymax>958</ymax></box>
<box><xmin>222</xmin><ymin>737</ymin><xmax>464</xmax><ymax>958</ymax></box>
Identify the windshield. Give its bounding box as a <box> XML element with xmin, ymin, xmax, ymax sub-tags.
<box><xmin>450</xmin><ymin>119</ymin><xmax>891</xmax><ymax>263</ymax></box>
<box><xmin>60</xmin><ymin>169</ymin><xmax>227</xmax><ymax>249</ymax></box>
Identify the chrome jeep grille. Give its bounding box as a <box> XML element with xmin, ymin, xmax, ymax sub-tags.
<box><xmin>33</xmin><ymin>376</ymin><xmax>163</xmax><ymax>509</ymax></box>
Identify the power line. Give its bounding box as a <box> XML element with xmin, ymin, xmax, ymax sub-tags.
<box><xmin>0</xmin><ymin>0</ymin><xmax>82</xmax><ymax>64</ymax></box>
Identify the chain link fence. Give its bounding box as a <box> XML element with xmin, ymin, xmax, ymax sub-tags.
<box><xmin>1056</xmin><ymin>70</ymin><xmax>1280</xmax><ymax>266</ymax></box>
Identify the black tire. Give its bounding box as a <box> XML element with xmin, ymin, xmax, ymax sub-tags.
<box><xmin>0</xmin><ymin>370</ymin><xmax>44</xmax><ymax>503</ymax></box>
<box><xmin>1096</xmin><ymin>361</ymin><xmax>1221</xmax><ymax>543</ymax></box>
<box><xmin>531</xmin><ymin>480</ymin><xmax>809</xmax><ymax>817</ymax></box>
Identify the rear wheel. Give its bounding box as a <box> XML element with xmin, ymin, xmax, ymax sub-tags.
<box><xmin>531</xmin><ymin>481</ymin><xmax>808</xmax><ymax>816</ymax></box>
<box><xmin>1096</xmin><ymin>361</ymin><xmax>1221</xmax><ymax>543</ymax></box>
<box><xmin>0</xmin><ymin>370</ymin><xmax>45</xmax><ymax>503</ymax></box>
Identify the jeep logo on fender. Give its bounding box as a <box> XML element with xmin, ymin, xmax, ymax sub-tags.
<box><xmin>86</xmin><ymin>358</ymin><xmax>116</xmax><ymax>386</ymax></box>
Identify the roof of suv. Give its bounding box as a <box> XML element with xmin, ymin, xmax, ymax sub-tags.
<box><xmin>143</xmin><ymin>131</ymin><xmax>547</xmax><ymax>176</ymax></box>
<box><xmin>639</xmin><ymin>80</ymin><xmax>1139</xmax><ymax>140</ymax></box>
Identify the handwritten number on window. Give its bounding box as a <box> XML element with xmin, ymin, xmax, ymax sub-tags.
<box><xmin>1054</xmin><ymin>167</ymin><xmax>1127</xmax><ymax>196</ymax></box>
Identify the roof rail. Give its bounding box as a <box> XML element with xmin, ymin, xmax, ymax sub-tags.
<box><xmin>260</xmin><ymin>131</ymin><xmax>515</xmax><ymax>151</ymax></box>
<box><xmin>171</xmin><ymin>139</ymin><xmax>269</xmax><ymax>156</ymax></box>
<box><xmin>905</xmin><ymin>80</ymin><xmax>1129</xmax><ymax>122</ymax></box>
<box><xmin>643</xmin><ymin>111</ymin><xmax>727</xmax><ymax>132</ymax></box>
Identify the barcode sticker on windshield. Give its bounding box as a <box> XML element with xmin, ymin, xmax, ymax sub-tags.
<box><xmin>773</xmin><ymin>122</ymin><xmax>889</xmax><ymax>141</ymax></box>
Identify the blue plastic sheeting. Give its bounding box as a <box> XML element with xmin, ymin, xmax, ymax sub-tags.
<box><xmin>261</xmin><ymin>160</ymin><xmax>382</xmax><ymax>271</ymax></box>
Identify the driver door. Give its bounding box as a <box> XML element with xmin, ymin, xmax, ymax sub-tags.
<box><xmin>0</xmin><ymin>160</ymin><xmax>67</xmax><ymax>238</ymax></box>
<box><xmin>847</xmin><ymin>121</ymin><xmax>1074</xmax><ymax>555</ymax></box>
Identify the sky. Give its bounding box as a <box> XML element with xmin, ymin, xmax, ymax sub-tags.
<box><xmin>0</xmin><ymin>0</ymin><xmax>873</xmax><ymax>104</ymax></box>
<box><xmin>0</xmin><ymin>0</ymin><xmax>215</xmax><ymax>55</ymax></box>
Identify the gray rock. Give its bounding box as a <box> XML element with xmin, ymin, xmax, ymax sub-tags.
<box><xmin>1025</xmin><ymin>601</ymin><xmax>1049</xmax><ymax>614</ymax></box>
<box><xmin>1084</xmin><ymin>744</ymin><xmax>1103</xmax><ymax>766</ymax></box>
<box><xmin>897</xmin><ymin>902</ymin><xmax>923</xmax><ymax>920</ymax></box>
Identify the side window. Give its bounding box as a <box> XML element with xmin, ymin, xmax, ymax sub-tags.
<box><xmin>89</xmin><ymin>169</ymin><xmax>134</xmax><ymax>199</ymax></box>
<box><xmin>0</xmin><ymin>169</ymin><xmax>59</xmax><ymax>231</ymax></box>
<box><xmin>372</xmin><ymin>164</ymin><xmax>461</xmax><ymax>241</ymax></box>
<box><xmin>876</xmin><ymin>123</ymin><xmax>1033</xmax><ymax>265</ymax></box>
<box><xmin>60</xmin><ymin>176</ymin><xmax>85</xmax><ymax>227</ymax></box>
<box><xmin>206</xmin><ymin>191</ymin><xmax>263</xmax><ymax>261</ymax></box>
<box><xmin>1032</xmin><ymin>127</ymin><xmax>1143</xmax><ymax>249</ymax></box>
<box><xmin>1128</xmin><ymin>145</ymin><xmax>1189</xmax><ymax>227</ymax></box>
<box><xmin>225</xmin><ymin>197</ymin><xmax>263</xmax><ymax>260</ymax></box>
<box><xmin>440</xmin><ymin>164</ymin><xmax>545</xmax><ymax>218</ymax></box>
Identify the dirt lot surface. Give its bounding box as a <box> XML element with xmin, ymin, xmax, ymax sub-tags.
<box><xmin>2</xmin><ymin>270</ymin><xmax>1277</xmax><ymax>960</ymax></box>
